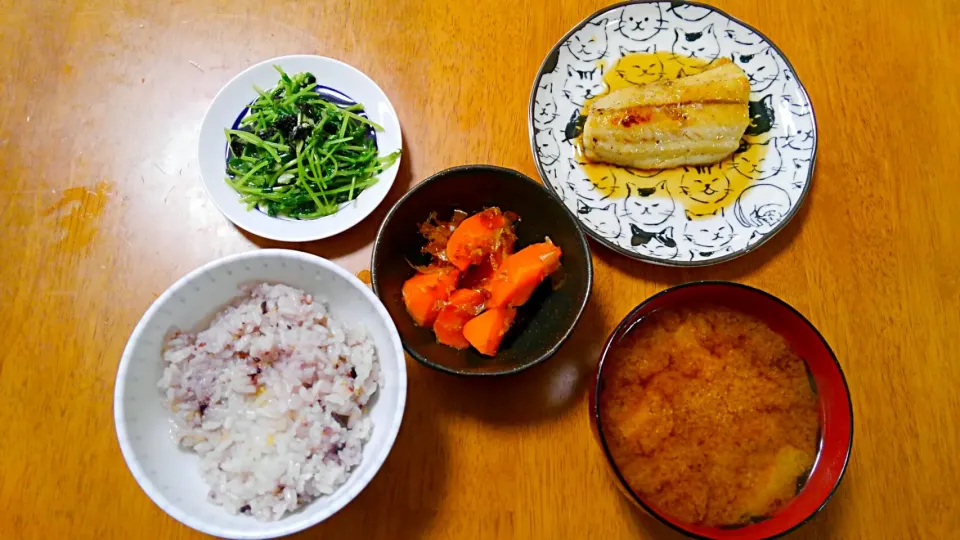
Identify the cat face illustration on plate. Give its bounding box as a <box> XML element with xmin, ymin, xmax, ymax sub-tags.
<box><xmin>562</xmin><ymin>64</ymin><xmax>606</xmax><ymax>106</ymax></box>
<box><xmin>565</xmin><ymin>158</ymin><xmax>604</xmax><ymax>202</ymax></box>
<box><xmin>679</xmin><ymin>167</ymin><xmax>731</xmax><ymax>205</ymax></box>
<box><xmin>789</xmin><ymin>157</ymin><xmax>813</xmax><ymax>190</ymax></box>
<box><xmin>745</xmin><ymin>94</ymin><xmax>777</xmax><ymax>140</ymax></box>
<box><xmin>624</xmin><ymin>180</ymin><xmax>675</xmax><ymax>227</ymax></box>
<box><xmin>672</xmin><ymin>24</ymin><xmax>720</xmax><ymax>65</ymax></box>
<box><xmin>722</xmin><ymin>21</ymin><xmax>765</xmax><ymax>53</ymax></box>
<box><xmin>617</xmin><ymin>46</ymin><xmax>664</xmax><ymax>85</ymax></box>
<box><xmin>630</xmin><ymin>224</ymin><xmax>679</xmax><ymax>259</ymax></box>
<box><xmin>780</xmin><ymin>71</ymin><xmax>812</xmax><ymax>117</ymax></box>
<box><xmin>541</xmin><ymin>162</ymin><xmax>566</xmax><ymax>201</ymax></box>
<box><xmin>533</xmin><ymin>82</ymin><xmax>558</xmax><ymax>128</ymax></box>
<box><xmin>666</xmin><ymin>3</ymin><xmax>714</xmax><ymax>22</ymax></box>
<box><xmin>577</xmin><ymin>199</ymin><xmax>622</xmax><ymax>239</ymax></box>
<box><xmin>617</xmin><ymin>4</ymin><xmax>663</xmax><ymax>42</ymax></box>
<box><xmin>565</xmin><ymin>18</ymin><xmax>608</xmax><ymax>61</ymax></box>
<box><xmin>734</xmin><ymin>183</ymin><xmax>792</xmax><ymax>232</ymax></box>
<box><xmin>783</xmin><ymin>126</ymin><xmax>815</xmax><ymax>151</ymax></box>
<box><xmin>534</xmin><ymin>129</ymin><xmax>560</xmax><ymax>165</ymax></box>
<box><xmin>729</xmin><ymin>139</ymin><xmax>782</xmax><ymax>181</ymax></box>
<box><xmin>683</xmin><ymin>209</ymin><xmax>735</xmax><ymax>253</ymax></box>
<box><xmin>735</xmin><ymin>48</ymin><xmax>779</xmax><ymax>92</ymax></box>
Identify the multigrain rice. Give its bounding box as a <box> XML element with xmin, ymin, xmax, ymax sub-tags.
<box><xmin>158</xmin><ymin>283</ymin><xmax>379</xmax><ymax>521</ymax></box>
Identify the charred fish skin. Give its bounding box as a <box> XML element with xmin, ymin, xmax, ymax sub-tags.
<box><xmin>582</xmin><ymin>61</ymin><xmax>751</xmax><ymax>170</ymax></box>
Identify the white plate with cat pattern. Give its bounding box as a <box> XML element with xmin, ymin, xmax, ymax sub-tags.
<box><xmin>528</xmin><ymin>0</ymin><xmax>817</xmax><ymax>266</ymax></box>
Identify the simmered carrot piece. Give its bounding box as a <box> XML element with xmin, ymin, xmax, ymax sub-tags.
<box><xmin>446</xmin><ymin>208</ymin><xmax>515</xmax><ymax>271</ymax></box>
<box><xmin>459</xmin><ymin>232</ymin><xmax>515</xmax><ymax>296</ymax></box>
<box><xmin>447</xmin><ymin>288</ymin><xmax>485</xmax><ymax>315</ymax></box>
<box><xmin>487</xmin><ymin>240</ymin><xmax>563</xmax><ymax>308</ymax></box>
<box><xmin>401</xmin><ymin>267</ymin><xmax>460</xmax><ymax>327</ymax></box>
<box><xmin>433</xmin><ymin>289</ymin><xmax>485</xmax><ymax>349</ymax></box>
<box><xmin>419</xmin><ymin>210</ymin><xmax>468</xmax><ymax>262</ymax></box>
<box><xmin>462</xmin><ymin>307</ymin><xmax>517</xmax><ymax>356</ymax></box>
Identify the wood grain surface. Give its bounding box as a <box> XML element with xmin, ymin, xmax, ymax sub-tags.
<box><xmin>1</xmin><ymin>1</ymin><xmax>958</xmax><ymax>538</ymax></box>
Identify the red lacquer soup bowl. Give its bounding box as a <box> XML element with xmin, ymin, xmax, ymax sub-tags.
<box><xmin>589</xmin><ymin>281</ymin><xmax>853</xmax><ymax>540</ymax></box>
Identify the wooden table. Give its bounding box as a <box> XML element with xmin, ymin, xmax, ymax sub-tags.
<box><xmin>2</xmin><ymin>1</ymin><xmax>958</xmax><ymax>538</ymax></box>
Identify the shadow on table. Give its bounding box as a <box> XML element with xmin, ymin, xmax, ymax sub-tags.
<box><xmin>617</xmin><ymin>496</ymin><xmax>688</xmax><ymax>540</ymax></box>
<box><xmin>236</xmin><ymin>135</ymin><xmax>416</xmax><ymax>261</ymax></box>
<box><xmin>292</xmin><ymin>359</ymin><xmax>447</xmax><ymax>540</ymax></box>
<box><xmin>594</xmin><ymin>186</ymin><xmax>814</xmax><ymax>286</ymax></box>
<box><xmin>422</xmin><ymin>295</ymin><xmax>606</xmax><ymax>425</ymax></box>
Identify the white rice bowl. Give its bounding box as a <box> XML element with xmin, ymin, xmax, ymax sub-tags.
<box><xmin>160</xmin><ymin>283</ymin><xmax>379</xmax><ymax>521</ymax></box>
<box><xmin>115</xmin><ymin>250</ymin><xmax>406</xmax><ymax>539</ymax></box>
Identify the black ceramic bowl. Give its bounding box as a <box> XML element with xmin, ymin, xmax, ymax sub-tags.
<box><xmin>371</xmin><ymin>165</ymin><xmax>593</xmax><ymax>376</ymax></box>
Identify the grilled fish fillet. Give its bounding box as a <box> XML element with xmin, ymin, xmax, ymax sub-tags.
<box><xmin>582</xmin><ymin>60</ymin><xmax>750</xmax><ymax>169</ymax></box>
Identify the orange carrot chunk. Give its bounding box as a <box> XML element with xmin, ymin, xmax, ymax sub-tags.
<box><xmin>487</xmin><ymin>240</ymin><xmax>563</xmax><ymax>308</ymax></box>
<box><xmin>460</xmin><ymin>232</ymin><xmax>515</xmax><ymax>294</ymax></box>
<box><xmin>462</xmin><ymin>307</ymin><xmax>517</xmax><ymax>356</ymax></box>
<box><xmin>445</xmin><ymin>208</ymin><xmax>514</xmax><ymax>271</ymax></box>
<box><xmin>447</xmin><ymin>288</ymin><xmax>486</xmax><ymax>314</ymax></box>
<box><xmin>433</xmin><ymin>289</ymin><xmax>486</xmax><ymax>349</ymax></box>
<box><xmin>401</xmin><ymin>267</ymin><xmax>460</xmax><ymax>328</ymax></box>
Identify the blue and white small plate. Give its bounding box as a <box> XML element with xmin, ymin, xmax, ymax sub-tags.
<box><xmin>199</xmin><ymin>55</ymin><xmax>402</xmax><ymax>242</ymax></box>
<box><xmin>528</xmin><ymin>1</ymin><xmax>817</xmax><ymax>266</ymax></box>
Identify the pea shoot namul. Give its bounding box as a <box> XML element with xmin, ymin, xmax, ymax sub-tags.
<box><xmin>224</xmin><ymin>67</ymin><xmax>400</xmax><ymax>219</ymax></box>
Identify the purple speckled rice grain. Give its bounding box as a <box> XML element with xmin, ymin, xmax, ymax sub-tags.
<box><xmin>158</xmin><ymin>283</ymin><xmax>379</xmax><ymax>521</ymax></box>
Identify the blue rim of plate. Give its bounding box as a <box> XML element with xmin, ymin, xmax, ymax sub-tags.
<box><xmin>527</xmin><ymin>0</ymin><xmax>818</xmax><ymax>267</ymax></box>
